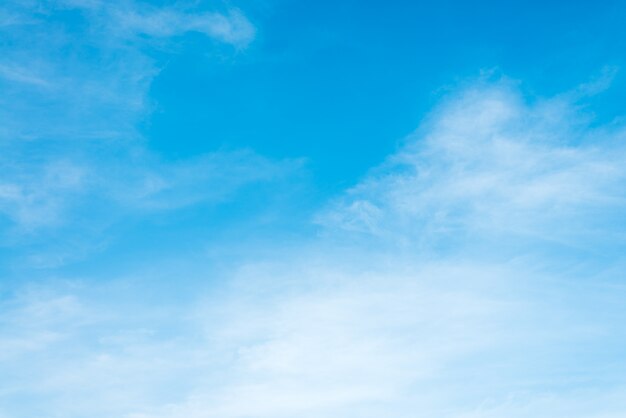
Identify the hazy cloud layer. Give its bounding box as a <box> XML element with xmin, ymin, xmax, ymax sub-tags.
<box><xmin>1</xmin><ymin>82</ymin><xmax>625</xmax><ymax>417</ymax></box>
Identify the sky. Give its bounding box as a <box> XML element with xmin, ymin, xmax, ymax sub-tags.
<box><xmin>1</xmin><ymin>1</ymin><xmax>626</xmax><ymax>417</ymax></box>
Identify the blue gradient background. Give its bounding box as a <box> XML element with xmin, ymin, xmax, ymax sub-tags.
<box><xmin>1</xmin><ymin>1</ymin><xmax>626</xmax><ymax>417</ymax></box>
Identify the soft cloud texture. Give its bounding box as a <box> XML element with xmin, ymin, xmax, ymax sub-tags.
<box><xmin>0</xmin><ymin>143</ymin><xmax>300</xmax><ymax>272</ymax></box>
<box><xmin>1</xmin><ymin>81</ymin><xmax>625</xmax><ymax>418</ymax></box>
<box><xmin>2</xmin><ymin>0</ymin><xmax>626</xmax><ymax>416</ymax></box>
<box><xmin>0</xmin><ymin>148</ymin><xmax>298</xmax><ymax>230</ymax></box>
<box><xmin>0</xmin><ymin>0</ymin><xmax>254</xmax><ymax>141</ymax></box>
<box><xmin>112</xmin><ymin>6</ymin><xmax>255</xmax><ymax>46</ymax></box>
<box><xmin>319</xmin><ymin>82</ymin><xmax>626</xmax><ymax>256</ymax></box>
<box><xmin>0</xmin><ymin>0</ymin><xmax>265</xmax><ymax>264</ymax></box>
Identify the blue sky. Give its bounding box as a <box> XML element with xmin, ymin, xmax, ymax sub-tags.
<box><xmin>1</xmin><ymin>1</ymin><xmax>626</xmax><ymax>417</ymax></box>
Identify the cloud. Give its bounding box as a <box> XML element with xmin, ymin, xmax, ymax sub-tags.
<box><xmin>0</xmin><ymin>0</ymin><xmax>264</xmax><ymax>265</ymax></box>
<box><xmin>0</xmin><ymin>144</ymin><xmax>301</xmax><ymax>271</ymax></box>
<box><xmin>0</xmin><ymin>158</ymin><xmax>87</xmax><ymax>229</ymax></box>
<box><xmin>0</xmin><ymin>148</ymin><xmax>299</xmax><ymax>230</ymax></box>
<box><xmin>2</xmin><ymin>253</ymin><xmax>624</xmax><ymax>418</ymax></box>
<box><xmin>0</xmin><ymin>1</ymin><xmax>255</xmax><ymax>142</ymax></box>
<box><xmin>318</xmin><ymin>82</ymin><xmax>626</xmax><ymax>255</ymax></box>
<box><xmin>113</xmin><ymin>7</ymin><xmax>255</xmax><ymax>47</ymax></box>
<box><xmin>1</xmin><ymin>80</ymin><xmax>625</xmax><ymax>418</ymax></box>
<box><xmin>0</xmin><ymin>64</ymin><xmax>51</xmax><ymax>87</ymax></box>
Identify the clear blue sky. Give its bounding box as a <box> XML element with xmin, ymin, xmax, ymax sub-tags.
<box><xmin>1</xmin><ymin>1</ymin><xmax>626</xmax><ymax>417</ymax></box>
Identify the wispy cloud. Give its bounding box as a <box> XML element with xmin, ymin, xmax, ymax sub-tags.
<box><xmin>0</xmin><ymin>0</ymin><xmax>262</xmax><ymax>264</ymax></box>
<box><xmin>0</xmin><ymin>0</ymin><xmax>255</xmax><ymax>142</ymax></box>
<box><xmin>112</xmin><ymin>7</ymin><xmax>255</xmax><ymax>47</ymax></box>
<box><xmin>0</xmin><ymin>148</ymin><xmax>299</xmax><ymax>230</ymax></box>
<box><xmin>0</xmin><ymin>144</ymin><xmax>301</xmax><ymax>271</ymax></box>
<box><xmin>0</xmin><ymin>64</ymin><xmax>51</xmax><ymax>87</ymax></box>
<box><xmin>319</xmin><ymin>81</ymin><xmax>626</xmax><ymax>254</ymax></box>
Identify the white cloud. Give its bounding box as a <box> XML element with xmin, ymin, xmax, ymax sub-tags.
<box><xmin>318</xmin><ymin>82</ymin><xmax>626</xmax><ymax>253</ymax></box>
<box><xmin>0</xmin><ymin>64</ymin><xmax>51</xmax><ymax>87</ymax></box>
<box><xmin>0</xmin><ymin>159</ymin><xmax>87</xmax><ymax>229</ymax></box>
<box><xmin>0</xmin><ymin>149</ymin><xmax>299</xmax><ymax>232</ymax></box>
<box><xmin>113</xmin><ymin>7</ymin><xmax>255</xmax><ymax>47</ymax></box>
<box><xmin>0</xmin><ymin>0</ymin><xmax>262</xmax><ymax>261</ymax></box>
<box><xmin>0</xmin><ymin>1</ymin><xmax>255</xmax><ymax>142</ymax></box>
<box><xmin>2</xmin><ymin>255</ymin><xmax>624</xmax><ymax>418</ymax></box>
